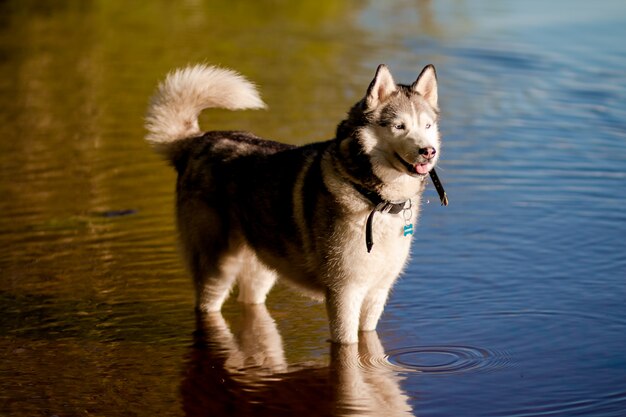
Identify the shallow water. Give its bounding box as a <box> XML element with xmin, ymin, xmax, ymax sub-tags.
<box><xmin>1</xmin><ymin>1</ymin><xmax>625</xmax><ymax>416</ymax></box>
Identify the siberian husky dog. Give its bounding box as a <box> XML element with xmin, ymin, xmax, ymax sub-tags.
<box><xmin>145</xmin><ymin>63</ymin><xmax>442</xmax><ymax>344</ymax></box>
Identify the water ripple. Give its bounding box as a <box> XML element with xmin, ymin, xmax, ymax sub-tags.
<box><xmin>384</xmin><ymin>345</ymin><xmax>510</xmax><ymax>375</ymax></box>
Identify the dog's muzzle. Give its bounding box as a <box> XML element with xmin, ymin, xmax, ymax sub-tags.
<box><xmin>394</xmin><ymin>152</ymin><xmax>431</xmax><ymax>176</ymax></box>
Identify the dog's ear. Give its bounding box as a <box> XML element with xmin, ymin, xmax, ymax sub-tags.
<box><xmin>412</xmin><ymin>64</ymin><xmax>438</xmax><ymax>109</ymax></box>
<box><xmin>366</xmin><ymin>64</ymin><xmax>396</xmax><ymax>109</ymax></box>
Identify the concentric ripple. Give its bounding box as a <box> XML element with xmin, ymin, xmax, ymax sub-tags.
<box><xmin>385</xmin><ymin>345</ymin><xmax>510</xmax><ymax>374</ymax></box>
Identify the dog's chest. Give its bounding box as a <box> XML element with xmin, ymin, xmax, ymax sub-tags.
<box><xmin>332</xmin><ymin>211</ymin><xmax>413</xmax><ymax>281</ymax></box>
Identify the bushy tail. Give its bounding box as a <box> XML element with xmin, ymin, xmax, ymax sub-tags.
<box><xmin>144</xmin><ymin>64</ymin><xmax>266</xmax><ymax>153</ymax></box>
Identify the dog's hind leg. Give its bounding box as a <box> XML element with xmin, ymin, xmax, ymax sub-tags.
<box><xmin>178</xmin><ymin>201</ymin><xmax>244</xmax><ymax>313</ymax></box>
<box><xmin>236</xmin><ymin>249</ymin><xmax>276</xmax><ymax>305</ymax></box>
<box><xmin>191</xmin><ymin>250</ymin><xmax>242</xmax><ymax>313</ymax></box>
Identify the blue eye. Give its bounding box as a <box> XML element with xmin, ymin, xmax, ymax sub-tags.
<box><xmin>425</xmin><ymin>123</ymin><xmax>431</xmax><ymax>129</ymax></box>
<box><xmin>394</xmin><ymin>123</ymin><xmax>406</xmax><ymax>130</ymax></box>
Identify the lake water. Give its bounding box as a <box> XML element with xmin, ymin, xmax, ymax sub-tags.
<box><xmin>1</xmin><ymin>1</ymin><xmax>625</xmax><ymax>416</ymax></box>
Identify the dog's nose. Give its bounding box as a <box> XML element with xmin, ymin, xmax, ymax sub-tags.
<box><xmin>419</xmin><ymin>147</ymin><xmax>437</xmax><ymax>160</ymax></box>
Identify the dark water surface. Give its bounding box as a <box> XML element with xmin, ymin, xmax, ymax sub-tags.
<box><xmin>1</xmin><ymin>1</ymin><xmax>625</xmax><ymax>416</ymax></box>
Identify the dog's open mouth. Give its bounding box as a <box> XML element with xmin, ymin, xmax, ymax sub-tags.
<box><xmin>394</xmin><ymin>152</ymin><xmax>431</xmax><ymax>176</ymax></box>
<box><xmin>414</xmin><ymin>163</ymin><xmax>430</xmax><ymax>175</ymax></box>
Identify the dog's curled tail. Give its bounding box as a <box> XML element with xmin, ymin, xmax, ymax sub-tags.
<box><xmin>145</xmin><ymin>64</ymin><xmax>266</xmax><ymax>153</ymax></box>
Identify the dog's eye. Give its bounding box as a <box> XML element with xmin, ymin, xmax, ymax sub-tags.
<box><xmin>425</xmin><ymin>123</ymin><xmax>432</xmax><ymax>129</ymax></box>
<box><xmin>393</xmin><ymin>123</ymin><xmax>406</xmax><ymax>130</ymax></box>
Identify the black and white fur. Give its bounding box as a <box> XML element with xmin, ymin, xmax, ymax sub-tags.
<box><xmin>145</xmin><ymin>63</ymin><xmax>441</xmax><ymax>343</ymax></box>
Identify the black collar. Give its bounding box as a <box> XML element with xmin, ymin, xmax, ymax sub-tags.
<box><xmin>351</xmin><ymin>181</ymin><xmax>407</xmax><ymax>214</ymax></box>
<box><xmin>351</xmin><ymin>181</ymin><xmax>408</xmax><ymax>253</ymax></box>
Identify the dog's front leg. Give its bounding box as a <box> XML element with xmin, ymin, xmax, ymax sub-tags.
<box><xmin>326</xmin><ymin>286</ymin><xmax>367</xmax><ymax>344</ymax></box>
<box><xmin>359</xmin><ymin>286</ymin><xmax>391</xmax><ymax>332</ymax></box>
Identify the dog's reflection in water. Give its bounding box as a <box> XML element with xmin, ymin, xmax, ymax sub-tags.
<box><xmin>181</xmin><ymin>304</ymin><xmax>413</xmax><ymax>417</ymax></box>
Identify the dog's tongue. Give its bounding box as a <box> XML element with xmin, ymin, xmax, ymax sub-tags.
<box><xmin>414</xmin><ymin>163</ymin><xmax>430</xmax><ymax>175</ymax></box>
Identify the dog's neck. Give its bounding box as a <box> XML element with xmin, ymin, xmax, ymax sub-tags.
<box><xmin>350</xmin><ymin>180</ymin><xmax>407</xmax><ymax>209</ymax></box>
<box><xmin>332</xmin><ymin>132</ymin><xmax>428</xmax><ymax>253</ymax></box>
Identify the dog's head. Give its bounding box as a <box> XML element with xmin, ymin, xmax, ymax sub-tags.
<box><xmin>339</xmin><ymin>64</ymin><xmax>440</xmax><ymax>180</ymax></box>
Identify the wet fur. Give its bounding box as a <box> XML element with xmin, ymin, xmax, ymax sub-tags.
<box><xmin>145</xmin><ymin>63</ymin><xmax>441</xmax><ymax>343</ymax></box>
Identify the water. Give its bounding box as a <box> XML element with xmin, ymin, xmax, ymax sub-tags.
<box><xmin>1</xmin><ymin>1</ymin><xmax>625</xmax><ymax>416</ymax></box>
